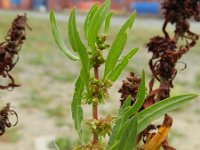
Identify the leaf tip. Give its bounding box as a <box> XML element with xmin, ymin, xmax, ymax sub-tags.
<box><xmin>50</xmin><ymin>10</ymin><xmax>55</xmax><ymax>22</ymax></box>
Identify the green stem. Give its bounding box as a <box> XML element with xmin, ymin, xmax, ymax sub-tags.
<box><xmin>92</xmin><ymin>65</ymin><xmax>99</xmax><ymax>144</ymax></box>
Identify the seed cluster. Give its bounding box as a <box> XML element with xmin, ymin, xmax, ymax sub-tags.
<box><xmin>0</xmin><ymin>14</ymin><xmax>29</xmax><ymax>90</ymax></box>
<box><xmin>146</xmin><ymin>0</ymin><xmax>200</xmax><ymax>101</ymax></box>
<box><xmin>119</xmin><ymin>72</ymin><xmax>141</xmax><ymax>105</ymax></box>
<box><xmin>162</xmin><ymin>0</ymin><xmax>200</xmax><ymax>39</ymax></box>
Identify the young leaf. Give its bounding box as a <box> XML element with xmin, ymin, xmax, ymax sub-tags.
<box><xmin>87</xmin><ymin>0</ymin><xmax>110</xmax><ymax>50</ymax></box>
<box><xmin>50</xmin><ymin>11</ymin><xmax>79</xmax><ymax>61</ymax></box>
<box><xmin>104</xmin><ymin>11</ymin><xmax>136</xmax><ymax>78</ymax></box>
<box><xmin>117</xmin><ymin>116</ymin><xmax>137</xmax><ymax>150</ymax></box>
<box><xmin>71</xmin><ymin>75</ymin><xmax>84</xmax><ymax>142</ymax></box>
<box><xmin>137</xmin><ymin>94</ymin><xmax>198</xmax><ymax>133</ymax></box>
<box><xmin>68</xmin><ymin>9</ymin><xmax>90</xmax><ymax>87</ymax></box>
<box><xmin>84</xmin><ymin>3</ymin><xmax>99</xmax><ymax>39</ymax></box>
<box><xmin>108</xmin><ymin>48</ymin><xmax>138</xmax><ymax>81</ymax></box>
<box><xmin>104</xmin><ymin>12</ymin><xmax>113</xmax><ymax>34</ymax></box>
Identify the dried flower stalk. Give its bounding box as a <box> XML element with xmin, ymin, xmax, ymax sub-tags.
<box><xmin>0</xmin><ymin>14</ymin><xmax>29</xmax><ymax>136</ymax></box>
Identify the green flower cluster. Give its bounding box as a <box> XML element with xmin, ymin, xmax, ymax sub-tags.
<box><xmin>86</xmin><ymin>115</ymin><xmax>113</xmax><ymax>137</ymax></box>
<box><xmin>89</xmin><ymin>35</ymin><xmax>110</xmax><ymax>67</ymax></box>
<box><xmin>84</xmin><ymin>78</ymin><xmax>112</xmax><ymax>104</ymax></box>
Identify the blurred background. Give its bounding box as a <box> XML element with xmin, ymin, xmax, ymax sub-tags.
<box><xmin>0</xmin><ymin>0</ymin><xmax>199</xmax><ymax>150</ymax></box>
<box><xmin>0</xmin><ymin>0</ymin><xmax>161</xmax><ymax>14</ymax></box>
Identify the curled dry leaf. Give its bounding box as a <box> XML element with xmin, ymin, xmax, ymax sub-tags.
<box><xmin>0</xmin><ymin>14</ymin><xmax>29</xmax><ymax>136</ymax></box>
<box><xmin>0</xmin><ymin>14</ymin><xmax>30</xmax><ymax>90</ymax></box>
<box><xmin>0</xmin><ymin>103</ymin><xmax>18</xmax><ymax>136</ymax></box>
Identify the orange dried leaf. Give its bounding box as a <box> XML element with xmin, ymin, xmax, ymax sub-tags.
<box><xmin>144</xmin><ymin>125</ymin><xmax>170</xmax><ymax>150</ymax></box>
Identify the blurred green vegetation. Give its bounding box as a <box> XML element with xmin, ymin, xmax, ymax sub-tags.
<box><xmin>48</xmin><ymin>137</ymin><xmax>73</xmax><ymax>150</ymax></box>
<box><xmin>0</xmin><ymin>127</ymin><xmax>22</xmax><ymax>143</ymax></box>
<box><xmin>169</xmin><ymin>130</ymin><xmax>185</xmax><ymax>143</ymax></box>
<box><xmin>194</xmin><ymin>72</ymin><xmax>200</xmax><ymax>88</ymax></box>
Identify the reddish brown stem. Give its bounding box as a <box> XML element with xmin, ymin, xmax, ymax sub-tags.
<box><xmin>92</xmin><ymin>66</ymin><xmax>99</xmax><ymax>144</ymax></box>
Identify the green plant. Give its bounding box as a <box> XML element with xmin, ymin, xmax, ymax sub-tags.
<box><xmin>50</xmin><ymin>0</ymin><xmax>198</xmax><ymax>149</ymax></box>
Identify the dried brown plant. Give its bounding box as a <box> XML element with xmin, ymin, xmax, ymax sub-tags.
<box><xmin>0</xmin><ymin>14</ymin><xmax>29</xmax><ymax>136</ymax></box>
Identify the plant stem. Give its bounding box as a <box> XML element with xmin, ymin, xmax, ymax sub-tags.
<box><xmin>92</xmin><ymin>65</ymin><xmax>99</xmax><ymax>144</ymax></box>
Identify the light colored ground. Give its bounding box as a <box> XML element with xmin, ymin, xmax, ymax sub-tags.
<box><xmin>0</xmin><ymin>10</ymin><xmax>199</xmax><ymax>150</ymax></box>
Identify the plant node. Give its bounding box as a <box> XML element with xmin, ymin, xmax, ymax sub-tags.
<box><xmin>86</xmin><ymin>115</ymin><xmax>113</xmax><ymax>137</ymax></box>
<box><xmin>96</xmin><ymin>35</ymin><xmax>110</xmax><ymax>51</ymax></box>
<box><xmin>89</xmin><ymin>50</ymin><xmax>105</xmax><ymax>67</ymax></box>
<box><xmin>84</xmin><ymin>78</ymin><xmax>112</xmax><ymax>104</ymax></box>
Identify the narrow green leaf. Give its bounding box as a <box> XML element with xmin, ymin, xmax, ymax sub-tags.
<box><xmin>119</xmin><ymin>95</ymin><xmax>132</xmax><ymax>113</ymax></box>
<box><xmin>108</xmin><ymin>114</ymin><xmax>138</xmax><ymax>150</ymax></box>
<box><xmin>117</xmin><ymin>116</ymin><xmax>137</xmax><ymax>150</ymax></box>
<box><xmin>68</xmin><ymin>9</ymin><xmax>90</xmax><ymax>86</ymax></box>
<box><xmin>119</xmin><ymin>71</ymin><xmax>146</xmax><ymax>119</ymax></box>
<box><xmin>129</xmin><ymin>71</ymin><xmax>146</xmax><ymax>113</ymax></box>
<box><xmin>124</xmin><ymin>117</ymin><xmax>137</xmax><ymax>150</ymax></box>
<box><xmin>71</xmin><ymin>75</ymin><xmax>84</xmax><ymax>142</ymax></box>
<box><xmin>116</xmin><ymin>122</ymin><xmax>131</xmax><ymax>150</ymax></box>
<box><xmin>108</xmin><ymin>141</ymin><xmax>120</xmax><ymax>150</ymax></box>
<box><xmin>137</xmin><ymin>94</ymin><xmax>198</xmax><ymax>133</ymax></box>
<box><xmin>50</xmin><ymin>11</ymin><xmax>79</xmax><ymax>61</ymax></box>
<box><xmin>120</xmin><ymin>11</ymin><xmax>136</xmax><ymax>32</ymax></box>
<box><xmin>108</xmin><ymin>121</ymin><xmax>127</xmax><ymax>150</ymax></box>
<box><xmin>108</xmin><ymin>48</ymin><xmax>138</xmax><ymax>81</ymax></box>
<box><xmin>104</xmin><ymin>12</ymin><xmax>113</xmax><ymax>34</ymax></box>
<box><xmin>104</xmin><ymin>11</ymin><xmax>136</xmax><ymax>78</ymax></box>
<box><xmin>105</xmin><ymin>32</ymin><xmax>127</xmax><ymax>77</ymax></box>
<box><xmin>108</xmin><ymin>96</ymin><xmax>132</xmax><ymax>146</ymax></box>
<box><xmin>84</xmin><ymin>3</ymin><xmax>99</xmax><ymax>39</ymax></box>
<box><xmin>87</xmin><ymin>0</ymin><xmax>110</xmax><ymax>50</ymax></box>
